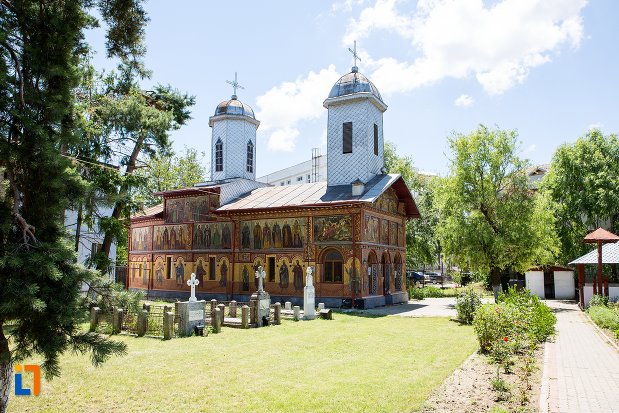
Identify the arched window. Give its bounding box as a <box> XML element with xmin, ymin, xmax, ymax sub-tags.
<box><xmin>246</xmin><ymin>140</ymin><xmax>254</xmax><ymax>173</ymax></box>
<box><xmin>323</xmin><ymin>250</ymin><xmax>343</xmax><ymax>283</ymax></box>
<box><xmin>215</xmin><ymin>139</ymin><xmax>223</xmax><ymax>172</ymax></box>
<box><xmin>394</xmin><ymin>253</ymin><xmax>403</xmax><ymax>291</ymax></box>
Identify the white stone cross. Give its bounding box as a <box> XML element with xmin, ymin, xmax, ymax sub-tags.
<box><xmin>306</xmin><ymin>266</ymin><xmax>314</xmax><ymax>287</ymax></box>
<box><xmin>255</xmin><ymin>266</ymin><xmax>266</xmax><ymax>292</ymax></box>
<box><xmin>226</xmin><ymin>72</ymin><xmax>245</xmax><ymax>99</ymax></box>
<box><xmin>348</xmin><ymin>40</ymin><xmax>362</xmax><ymax>69</ymax></box>
<box><xmin>187</xmin><ymin>272</ymin><xmax>199</xmax><ymax>302</ymax></box>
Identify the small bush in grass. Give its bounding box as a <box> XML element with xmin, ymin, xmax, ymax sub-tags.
<box><xmin>455</xmin><ymin>289</ymin><xmax>483</xmax><ymax>324</ymax></box>
<box><xmin>473</xmin><ymin>304</ymin><xmax>515</xmax><ymax>351</ymax></box>
<box><xmin>408</xmin><ymin>286</ymin><xmax>425</xmax><ymax>300</ymax></box>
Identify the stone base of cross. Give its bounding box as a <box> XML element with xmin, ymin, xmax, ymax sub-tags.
<box><xmin>187</xmin><ymin>272</ymin><xmax>199</xmax><ymax>302</ymax></box>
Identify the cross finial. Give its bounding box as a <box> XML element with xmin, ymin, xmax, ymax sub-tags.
<box><xmin>187</xmin><ymin>272</ymin><xmax>199</xmax><ymax>302</ymax></box>
<box><xmin>348</xmin><ymin>40</ymin><xmax>361</xmax><ymax>73</ymax></box>
<box><xmin>255</xmin><ymin>266</ymin><xmax>266</xmax><ymax>293</ymax></box>
<box><xmin>226</xmin><ymin>72</ymin><xmax>245</xmax><ymax>100</ymax></box>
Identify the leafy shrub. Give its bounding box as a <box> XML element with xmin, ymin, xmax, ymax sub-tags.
<box><xmin>589</xmin><ymin>294</ymin><xmax>609</xmax><ymax>308</ymax></box>
<box><xmin>498</xmin><ymin>286</ymin><xmax>556</xmax><ymax>343</ymax></box>
<box><xmin>408</xmin><ymin>286</ymin><xmax>425</xmax><ymax>300</ymax></box>
<box><xmin>473</xmin><ymin>304</ymin><xmax>516</xmax><ymax>351</ymax></box>
<box><xmin>587</xmin><ymin>305</ymin><xmax>619</xmax><ymax>331</ymax></box>
<box><xmin>423</xmin><ymin>286</ymin><xmax>445</xmax><ymax>297</ymax></box>
<box><xmin>455</xmin><ymin>289</ymin><xmax>483</xmax><ymax>324</ymax></box>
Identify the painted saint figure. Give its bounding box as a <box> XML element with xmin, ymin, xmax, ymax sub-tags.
<box><xmin>155</xmin><ymin>262</ymin><xmax>164</xmax><ymax>284</ymax></box>
<box><xmin>292</xmin><ymin>220</ymin><xmax>302</xmax><ymax>248</ymax></box>
<box><xmin>195</xmin><ymin>260</ymin><xmax>206</xmax><ymax>286</ymax></box>
<box><xmin>241</xmin><ymin>224</ymin><xmax>251</xmax><ymax>249</ymax></box>
<box><xmin>242</xmin><ymin>266</ymin><xmax>249</xmax><ymax>291</ymax></box>
<box><xmin>262</xmin><ymin>224</ymin><xmax>271</xmax><ymax>249</ymax></box>
<box><xmin>220</xmin><ymin>262</ymin><xmax>228</xmax><ymax>287</ymax></box>
<box><xmin>221</xmin><ymin>224</ymin><xmax>231</xmax><ymax>249</ymax></box>
<box><xmin>282</xmin><ymin>222</ymin><xmax>293</xmax><ymax>248</ymax></box>
<box><xmin>212</xmin><ymin>225</ymin><xmax>220</xmax><ymax>248</ymax></box>
<box><xmin>293</xmin><ymin>260</ymin><xmax>303</xmax><ymax>291</ymax></box>
<box><xmin>253</xmin><ymin>223</ymin><xmax>262</xmax><ymax>249</ymax></box>
<box><xmin>272</xmin><ymin>223</ymin><xmax>283</xmax><ymax>248</ymax></box>
<box><xmin>204</xmin><ymin>225</ymin><xmax>211</xmax><ymax>248</ymax></box>
<box><xmin>279</xmin><ymin>262</ymin><xmax>289</xmax><ymax>289</ymax></box>
<box><xmin>175</xmin><ymin>261</ymin><xmax>184</xmax><ymax>286</ymax></box>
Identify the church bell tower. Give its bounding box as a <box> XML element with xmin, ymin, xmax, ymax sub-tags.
<box><xmin>323</xmin><ymin>42</ymin><xmax>387</xmax><ymax>187</ymax></box>
<box><xmin>209</xmin><ymin>73</ymin><xmax>260</xmax><ymax>182</ymax></box>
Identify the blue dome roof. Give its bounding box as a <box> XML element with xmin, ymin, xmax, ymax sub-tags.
<box><xmin>328</xmin><ymin>68</ymin><xmax>382</xmax><ymax>101</ymax></box>
<box><xmin>214</xmin><ymin>97</ymin><xmax>255</xmax><ymax>119</ymax></box>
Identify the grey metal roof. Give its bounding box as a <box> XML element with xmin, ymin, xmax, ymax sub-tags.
<box><xmin>569</xmin><ymin>242</ymin><xmax>619</xmax><ymax>265</ymax></box>
<box><xmin>328</xmin><ymin>69</ymin><xmax>383</xmax><ymax>102</ymax></box>
<box><xmin>217</xmin><ymin>174</ymin><xmax>406</xmax><ymax>212</ymax></box>
<box><xmin>214</xmin><ymin>97</ymin><xmax>255</xmax><ymax>119</ymax></box>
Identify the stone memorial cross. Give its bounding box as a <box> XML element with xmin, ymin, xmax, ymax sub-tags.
<box><xmin>187</xmin><ymin>272</ymin><xmax>199</xmax><ymax>302</ymax></box>
<box><xmin>255</xmin><ymin>266</ymin><xmax>266</xmax><ymax>293</ymax></box>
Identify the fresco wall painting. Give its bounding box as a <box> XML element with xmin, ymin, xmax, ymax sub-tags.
<box><xmin>131</xmin><ymin>227</ymin><xmax>152</xmax><ymax>251</ymax></box>
<box><xmin>240</xmin><ymin>218</ymin><xmax>305</xmax><ymax>249</ymax></box>
<box><xmin>314</xmin><ymin>215</ymin><xmax>352</xmax><ymax>242</ymax></box>
<box><xmin>193</xmin><ymin>222</ymin><xmax>232</xmax><ymax>249</ymax></box>
<box><xmin>153</xmin><ymin>224</ymin><xmax>192</xmax><ymax>250</ymax></box>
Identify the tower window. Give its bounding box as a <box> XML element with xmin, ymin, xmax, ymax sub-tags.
<box><xmin>215</xmin><ymin>139</ymin><xmax>223</xmax><ymax>172</ymax></box>
<box><xmin>246</xmin><ymin>140</ymin><xmax>254</xmax><ymax>173</ymax></box>
<box><xmin>374</xmin><ymin>124</ymin><xmax>379</xmax><ymax>156</ymax></box>
<box><xmin>343</xmin><ymin>122</ymin><xmax>353</xmax><ymax>154</ymax></box>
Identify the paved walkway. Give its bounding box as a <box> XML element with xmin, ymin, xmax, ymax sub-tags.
<box><xmin>359</xmin><ymin>297</ymin><xmax>459</xmax><ymax>317</ymax></box>
<box><xmin>544</xmin><ymin>300</ymin><xmax>619</xmax><ymax>413</ymax></box>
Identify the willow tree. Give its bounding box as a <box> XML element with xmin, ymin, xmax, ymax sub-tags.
<box><xmin>435</xmin><ymin>125</ymin><xmax>558</xmax><ymax>298</ymax></box>
<box><xmin>0</xmin><ymin>1</ymin><xmax>150</xmax><ymax>411</ymax></box>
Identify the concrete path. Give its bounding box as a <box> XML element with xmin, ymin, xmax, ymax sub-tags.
<box><xmin>356</xmin><ymin>297</ymin><xmax>459</xmax><ymax>317</ymax></box>
<box><xmin>543</xmin><ymin>300</ymin><xmax>619</xmax><ymax>413</ymax></box>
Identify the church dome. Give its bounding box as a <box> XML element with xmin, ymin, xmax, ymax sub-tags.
<box><xmin>214</xmin><ymin>96</ymin><xmax>255</xmax><ymax>119</ymax></box>
<box><xmin>328</xmin><ymin>67</ymin><xmax>383</xmax><ymax>101</ymax></box>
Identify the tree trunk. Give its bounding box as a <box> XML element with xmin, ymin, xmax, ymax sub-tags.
<box><xmin>490</xmin><ymin>266</ymin><xmax>502</xmax><ymax>301</ymax></box>
<box><xmin>74</xmin><ymin>203</ymin><xmax>82</xmax><ymax>253</ymax></box>
<box><xmin>97</xmin><ymin>136</ymin><xmax>144</xmax><ymax>273</ymax></box>
<box><xmin>0</xmin><ymin>327</ymin><xmax>11</xmax><ymax>413</ymax></box>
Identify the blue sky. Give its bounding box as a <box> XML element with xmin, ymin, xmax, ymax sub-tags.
<box><xmin>86</xmin><ymin>0</ymin><xmax>618</xmax><ymax>176</ymax></box>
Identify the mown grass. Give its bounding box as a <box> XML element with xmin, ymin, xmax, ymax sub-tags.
<box><xmin>9</xmin><ymin>314</ymin><xmax>476</xmax><ymax>413</ymax></box>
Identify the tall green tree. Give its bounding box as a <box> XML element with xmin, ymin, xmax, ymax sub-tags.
<box><xmin>541</xmin><ymin>129</ymin><xmax>619</xmax><ymax>263</ymax></box>
<box><xmin>435</xmin><ymin>125</ymin><xmax>558</xmax><ymax>298</ymax></box>
<box><xmin>133</xmin><ymin>147</ymin><xmax>207</xmax><ymax>208</ymax></box>
<box><xmin>384</xmin><ymin>142</ymin><xmax>439</xmax><ymax>269</ymax></box>
<box><xmin>0</xmin><ymin>1</ymin><xmax>149</xmax><ymax>411</ymax></box>
<box><xmin>91</xmin><ymin>75</ymin><xmax>195</xmax><ymax>272</ymax></box>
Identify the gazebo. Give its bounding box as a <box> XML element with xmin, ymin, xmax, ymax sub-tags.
<box><xmin>569</xmin><ymin>228</ymin><xmax>619</xmax><ymax>307</ymax></box>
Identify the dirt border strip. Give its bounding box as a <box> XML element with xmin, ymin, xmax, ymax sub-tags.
<box><xmin>539</xmin><ymin>340</ymin><xmax>559</xmax><ymax>413</ymax></box>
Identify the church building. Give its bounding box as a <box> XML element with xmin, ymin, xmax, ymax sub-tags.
<box><xmin>127</xmin><ymin>62</ymin><xmax>420</xmax><ymax>308</ymax></box>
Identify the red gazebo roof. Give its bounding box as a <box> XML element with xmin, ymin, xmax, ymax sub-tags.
<box><xmin>584</xmin><ymin>227</ymin><xmax>619</xmax><ymax>243</ymax></box>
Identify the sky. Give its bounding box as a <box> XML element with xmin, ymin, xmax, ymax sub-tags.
<box><xmin>86</xmin><ymin>0</ymin><xmax>619</xmax><ymax>177</ymax></box>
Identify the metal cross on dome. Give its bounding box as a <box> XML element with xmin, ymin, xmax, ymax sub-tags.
<box><xmin>348</xmin><ymin>40</ymin><xmax>362</xmax><ymax>70</ymax></box>
<box><xmin>226</xmin><ymin>72</ymin><xmax>244</xmax><ymax>99</ymax></box>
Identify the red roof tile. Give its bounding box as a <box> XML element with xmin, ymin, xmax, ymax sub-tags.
<box><xmin>584</xmin><ymin>227</ymin><xmax>619</xmax><ymax>243</ymax></box>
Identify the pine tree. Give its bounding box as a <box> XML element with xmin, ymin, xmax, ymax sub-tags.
<box><xmin>0</xmin><ymin>2</ymin><xmax>150</xmax><ymax>411</ymax></box>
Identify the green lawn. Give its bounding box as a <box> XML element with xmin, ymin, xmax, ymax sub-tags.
<box><xmin>9</xmin><ymin>314</ymin><xmax>477</xmax><ymax>413</ymax></box>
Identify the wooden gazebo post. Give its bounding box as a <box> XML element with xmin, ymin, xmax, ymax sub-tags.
<box><xmin>584</xmin><ymin>228</ymin><xmax>619</xmax><ymax>298</ymax></box>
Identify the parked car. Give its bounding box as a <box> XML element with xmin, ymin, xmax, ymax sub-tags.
<box><xmin>407</xmin><ymin>270</ymin><xmax>425</xmax><ymax>284</ymax></box>
<box><xmin>424</xmin><ymin>272</ymin><xmax>443</xmax><ymax>284</ymax></box>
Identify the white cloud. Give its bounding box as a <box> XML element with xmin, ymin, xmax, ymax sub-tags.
<box><xmin>345</xmin><ymin>0</ymin><xmax>587</xmax><ymax>96</ymax></box>
<box><xmin>454</xmin><ymin>94</ymin><xmax>474</xmax><ymax>107</ymax></box>
<box><xmin>332</xmin><ymin>0</ymin><xmax>366</xmax><ymax>13</ymax></box>
<box><xmin>342</xmin><ymin>0</ymin><xmax>414</xmax><ymax>45</ymax></box>
<box><xmin>255</xmin><ymin>65</ymin><xmax>341</xmax><ymax>152</ymax></box>
<box><xmin>524</xmin><ymin>144</ymin><xmax>537</xmax><ymax>154</ymax></box>
<box><xmin>588</xmin><ymin>122</ymin><xmax>603</xmax><ymax>130</ymax></box>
